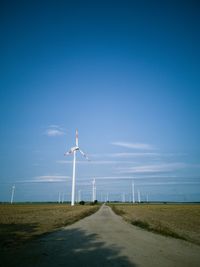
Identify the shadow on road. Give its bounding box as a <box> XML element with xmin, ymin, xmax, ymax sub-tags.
<box><xmin>2</xmin><ymin>227</ymin><xmax>137</xmax><ymax>267</ymax></box>
<box><xmin>0</xmin><ymin>223</ymin><xmax>39</xmax><ymax>248</ymax></box>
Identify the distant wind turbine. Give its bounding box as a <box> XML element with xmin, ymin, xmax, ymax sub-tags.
<box><xmin>137</xmin><ymin>190</ymin><xmax>141</xmax><ymax>203</ymax></box>
<box><xmin>92</xmin><ymin>178</ymin><xmax>96</xmax><ymax>202</ymax></box>
<box><xmin>132</xmin><ymin>181</ymin><xmax>135</xmax><ymax>203</ymax></box>
<box><xmin>10</xmin><ymin>185</ymin><xmax>15</xmax><ymax>204</ymax></box>
<box><xmin>64</xmin><ymin>129</ymin><xmax>89</xmax><ymax>206</ymax></box>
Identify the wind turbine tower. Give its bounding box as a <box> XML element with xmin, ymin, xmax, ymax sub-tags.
<box><xmin>64</xmin><ymin>129</ymin><xmax>89</xmax><ymax>206</ymax></box>
<box><xmin>137</xmin><ymin>190</ymin><xmax>141</xmax><ymax>203</ymax></box>
<box><xmin>132</xmin><ymin>181</ymin><xmax>135</xmax><ymax>203</ymax></box>
<box><xmin>10</xmin><ymin>185</ymin><xmax>15</xmax><ymax>204</ymax></box>
<box><xmin>92</xmin><ymin>178</ymin><xmax>96</xmax><ymax>202</ymax></box>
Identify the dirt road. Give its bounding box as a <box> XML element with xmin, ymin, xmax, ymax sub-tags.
<box><xmin>2</xmin><ymin>204</ymin><xmax>200</xmax><ymax>267</ymax></box>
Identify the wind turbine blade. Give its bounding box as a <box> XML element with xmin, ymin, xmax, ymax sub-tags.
<box><xmin>76</xmin><ymin>129</ymin><xmax>78</xmax><ymax>147</ymax></box>
<box><xmin>79</xmin><ymin>149</ymin><xmax>90</xmax><ymax>161</ymax></box>
<box><xmin>64</xmin><ymin>150</ymin><xmax>73</xmax><ymax>156</ymax></box>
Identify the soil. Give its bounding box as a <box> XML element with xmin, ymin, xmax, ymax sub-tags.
<box><xmin>1</xmin><ymin>205</ymin><xmax>200</xmax><ymax>267</ymax></box>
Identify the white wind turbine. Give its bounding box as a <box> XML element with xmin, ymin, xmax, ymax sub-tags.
<box><xmin>137</xmin><ymin>189</ymin><xmax>141</xmax><ymax>203</ymax></box>
<box><xmin>92</xmin><ymin>178</ymin><xmax>96</xmax><ymax>202</ymax></box>
<box><xmin>10</xmin><ymin>185</ymin><xmax>15</xmax><ymax>204</ymax></box>
<box><xmin>58</xmin><ymin>192</ymin><xmax>61</xmax><ymax>203</ymax></box>
<box><xmin>132</xmin><ymin>181</ymin><xmax>135</xmax><ymax>203</ymax></box>
<box><xmin>64</xmin><ymin>129</ymin><xmax>89</xmax><ymax>206</ymax></box>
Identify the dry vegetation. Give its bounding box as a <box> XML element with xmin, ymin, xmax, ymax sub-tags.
<box><xmin>111</xmin><ymin>204</ymin><xmax>200</xmax><ymax>245</ymax></box>
<box><xmin>0</xmin><ymin>204</ymin><xmax>99</xmax><ymax>248</ymax></box>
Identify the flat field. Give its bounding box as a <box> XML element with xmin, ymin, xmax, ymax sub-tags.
<box><xmin>111</xmin><ymin>204</ymin><xmax>200</xmax><ymax>245</ymax></box>
<box><xmin>0</xmin><ymin>204</ymin><xmax>99</xmax><ymax>248</ymax></box>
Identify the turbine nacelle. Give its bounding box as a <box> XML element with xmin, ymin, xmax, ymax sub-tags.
<box><xmin>64</xmin><ymin>146</ymin><xmax>89</xmax><ymax>161</ymax></box>
<box><xmin>64</xmin><ymin>146</ymin><xmax>79</xmax><ymax>155</ymax></box>
<box><xmin>71</xmin><ymin>146</ymin><xmax>79</xmax><ymax>152</ymax></box>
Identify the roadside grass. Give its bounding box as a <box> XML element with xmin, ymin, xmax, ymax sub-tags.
<box><xmin>110</xmin><ymin>204</ymin><xmax>200</xmax><ymax>245</ymax></box>
<box><xmin>0</xmin><ymin>204</ymin><xmax>99</xmax><ymax>248</ymax></box>
<box><xmin>131</xmin><ymin>219</ymin><xmax>186</xmax><ymax>240</ymax></box>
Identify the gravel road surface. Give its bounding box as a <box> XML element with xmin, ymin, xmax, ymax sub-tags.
<box><xmin>2</xmin><ymin>204</ymin><xmax>200</xmax><ymax>267</ymax></box>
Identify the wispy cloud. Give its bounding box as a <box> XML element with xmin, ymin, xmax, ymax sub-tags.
<box><xmin>48</xmin><ymin>125</ymin><xmax>62</xmax><ymax>128</ymax></box>
<box><xmin>7</xmin><ymin>175</ymin><xmax>71</xmax><ymax>184</ymax></box>
<box><xmin>34</xmin><ymin>175</ymin><xmax>70</xmax><ymax>182</ymax></box>
<box><xmin>44</xmin><ymin>125</ymin><xmax>65</xmax><ymax>137</ymax></box>
<box><xmin>139</xmin><ymin>181</ymin><xmax>200</xmax><ymax>186</ymax></box>
<box><xmin>117</xmin><ymin>163</ymin><xmax>188</xmax><ymax>174</ymax></box>
<box><xmin>89</xmin><ymin>152</ymin><xmax>187</xmax><ymax>159</ymax></box>
<box><xmin>111</xmin><ymin>142</ymin><xmax>154</xmax><ymax>150</ymax></box>
<box><xmin>56</xmin><ymin>160</ymin><xmax>129</xmax><ymax>165</ymax></box>
<box><xmin>109</xmin><ymin>152</ymin><xmax>159</xmax><ymax>158</ymax></box>
<box><xmin>95</xmin><ymin>176</ymin><xmax>134</xmax><ymax>180</ymax></box>
<box><xmin>90</xmin><ymin>152</ymin><xmax>159</xmax><ymax>159</ymax></box>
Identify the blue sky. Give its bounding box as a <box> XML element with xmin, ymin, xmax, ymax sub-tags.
<box><xmin>1</xmin><ymin>0</ymin><xmax>200</xmax><ymax>202</ymax></box>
